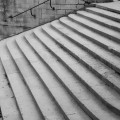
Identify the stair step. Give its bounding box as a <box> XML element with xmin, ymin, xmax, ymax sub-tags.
<box><xmin>7</xmin><ymin>37</ymin><xmax>65</xmax><ymax>120</ymax></box>
<box><xmin>96</xmin><ymin>2</ymin><xmax>120</xmax><ymax>14</ymax></box>
<box><xmin>68</xmin><ymin>14</ymin><xmax>120</xmax><ymax>44</ymax></box>
<box><xmin>0</xmin><ymin>59</ymin><xmax>22</xmax><ymax>120</ymax></box>
<box><xmin>0</xmin><ymin>43</ymin><xmax>43</xmax><ymax>120</ymax></box>
<box><xmin>77</xmin><ymin>11</ymin><xmax>120</xmax><ymax>32</ymax></box>
<box><xmin>43</xmin><ymin>21</ymin><xmax>120</xmax><ymax>94</ymax></box>
<box><xmin>0</xmin><ymin>2</ymin><xmax>120</xmax><ymax>120</ymax></box>
<box><xmin>16</xmin><ymin>35</ymin><xmax>90</xmax><ymax>120</ymax></box>
<box><xmin>24</xmin><ymin>27</ymin><xmax>120</xmax><ymax>120</ymax></box>
<box><xmin>27</xmin><ymin>29</ymin><xmax>117</xmax><ymax>120</ymax></box>
<box><xmin>58</xmin><ymin>17</ymin><xmax>120</xmax><ymax>74</ymax></box>
<box><xmin>86</xmin><ymin>7</ymin><xmax>120</xmax><ymax>22</ymax></box>
<box><xmin>65</xmin><ymin>15</ymin><xmax>120</xmax><ymax>57</ymax></box>
<box><xmin>33</xmin><ymin>27</ymin><xmax>120</xmax><ymax>116</ymax></box>
<box><xmin>1</xmin><ymin>98</ymin><xmax>21</xmax><ymax>120</ymax></box>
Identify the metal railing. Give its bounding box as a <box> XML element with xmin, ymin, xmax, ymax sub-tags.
<box><xmin>0</xmin><ymin>0</ymin><xmax>94</xmax><ymax>40</ymax></box>
<box><xmin>5</xmin><ymin>0</ymin><xmax>92</xmax><ymax>22</ymax></box>
<box><xmin>5</xmin><ymin>0</ymin><xmax>55</xmax><ymax>21</ymax></box>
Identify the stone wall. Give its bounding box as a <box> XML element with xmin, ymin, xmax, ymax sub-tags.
<box><xmin>0</xmin><ymin>0</ymin><xmax>113</xmax><ymax>39</ymax></box>
<box><xmin>0</xmin><ymin>0</ymin><xmax>85</xmax><ymax>39</ymax></box>
<box><xmin>12</xmin><ymin>0</ymin><xmax>84</xmax><ymax>27</ymax></box>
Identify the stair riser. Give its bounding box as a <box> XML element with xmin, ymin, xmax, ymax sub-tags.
<box><xmin>16</xmin><ymin>38</ymin><xmax>71</xmax><ymax>120</ymax></box>
<box><xmin>86</xmin><ymin>9</ymin><xmax>120</xmax><ymax>23</ymax></box>
<box><xmin>1</xmin><ymin>62</ymin><xmax>25</xmax><ymax>120</ymax></box>
<box><xmin>96</xmin><ymin>5</ymin><xmax>120</xmax><ymax>14</ymax></box>
<box><xmin>63</xmin><ymin>19</ymin><xmax>120</xmax><ymax>58</ymax></box>
<box><xmin>68</xmin><ymin>17</ymin><xmax>120</xmax><ymax>44</ymax></box>
<box><xmin>0</xmin><ymin>67</ymin><xmax>23</xmax><ymax>120</ymax></box>
<box><xmin>77</xmin><ymin>13</ymin><xmax>120</xmax><ymax>32</ymax></box>
<box><xmin>1</xmin><ymin>56</ymin><xmax>25</xmax><ymax>120</ymax></box>
<box><xmin>68</xmin><ymin>16</ymin><xmax>120</xmax><ymax>57</ymax></box>
<box><xmin>43</xmin><ymin>27</ymin><xmax>120</xmax><ymax>95</ymax></box>
<box><xmin>1</xmin><ymin>2</ymin><xmax>120</xmax><ymax>120</ymax></box>
<box><xmin>34</xmin><ymin>31</ymin><xmax>120</xmax><ymax>116</ymax></box>
<box><xmin>7</xmin><ymin>44</ymin><xmax>47</xmax><ymax>120</ymax></box>
<box><xmin>8</xmin><ymin>53</ymin><xmax>47</xmax><ymax>120</ymax></box>
<box><xmin>32</xmin><ymin>32</ymin><xmax>101</xmax><ymax>120</ymax></box>
<box><xmin>59</xmin><ymin>20</ymin><xmax>120</xmax><ymax>75</ymax></box>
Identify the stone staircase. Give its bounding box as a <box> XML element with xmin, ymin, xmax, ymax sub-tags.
<box><xmin>0</xmin><ymin>1</ymin><xmax>120</xmax><ymax>120</ymax></box>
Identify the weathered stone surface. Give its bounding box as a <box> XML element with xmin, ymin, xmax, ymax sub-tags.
<box><xmin>0</xmin><ymin>2</ymin><xmax>120</xmax><ymax>120</ymax></box>
<box><xmin>0</xmin><ymin>0</ymin><xmax>84</xmax><ymax>39</ymax></box>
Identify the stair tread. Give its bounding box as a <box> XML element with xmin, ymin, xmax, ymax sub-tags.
<box><xmin>86</xmin><ymin>7</ymin><xmax>120</xmax><ymax>21</ymax></box>
<box><xmin>0</xmin><ymin>2</ymin><xmax>120</xmax><ymax>120</ymax></box>
<box><xmin>68</xmin><ymin>14</ymin><xmax>120</xmax><ymax>41</ymax></box>
<box><xmin>44</xmin><ymin>21</ymin><xmax>120</xmax><ymax>91</ymax></box>
<box><xmin>59</xmin><ymin>15</ymin><xmax>120</xmax><ymax>55</ymax></box>
<box><xmin>7</xmin><ymin>37</ymin><xmax>65</xmax><ymax>120</ymax></box>
<box><xmin>59</xmin><ymin>17</ymin><xmax>120</xmax><ymax>73</ymax></box>
<box><xmin>77</xmin><ymin>11</ymin><xmax>120</xmax><ymax>30</ymax></box>
<box><xmin>96</xmin><ymin>2</ymin><xmax>120</xmax><ymax>13</ymax></box>
<box><xmin>1</xmin><ymin>98</ymin><xmax>22</xmax><ymax>120</ymax></box>
<box><xmin>28</xmin><ymin>28</ymin><xmax>120</xmax><ymax>119</ymax></box>
<box><xmin>27</xmin><ymin>28</ymin><xmax>118</xmax><ymax>120</ymax></box>
<box><xmin>33</xmin><ymin>27</ymin><xmax>120</xmax><ymax>112</ymax></box>
<box><xmin>16</xmin><ymin>34</ymin><xmax>90</xmax><ymax>120</ymax></box>
<box><xmin>0</xmin><ymin>60</ymin><xmax>22</xmax><ymax>120</ymax></box>
<box><xmin>0</xmin><ymin>43</ymin><xmax>43</xmax><ymax>120</ymax></box>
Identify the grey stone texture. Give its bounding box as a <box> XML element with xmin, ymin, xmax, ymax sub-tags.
<box><xmin>0</xmin><ymin>0</ymin><xmax>113</xmax><ymax>39</ymax></box>
<box><xmin>0</xmin><ymin>0</ymin><xmax>86</xmax><ymax>39</ymax></box>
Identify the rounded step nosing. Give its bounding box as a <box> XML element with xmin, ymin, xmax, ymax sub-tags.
<box><xmin>33</xmin><ymin>32</ymin><xmax>99</xmax><ymax>120</ymax></box>
<box><xmin>16</xmin><ymin>37</ymin><xmax>71</xmax><ymax>120</ymax></box>
<box><xmin>96</xmin><ymin>5</ymin><xmax>120</xmax><ymax>14</ymax></box>
<box><xmin>77</xmin><ymin>12</ymin><xmax>120</xmax><ymax>32</ymax></box>
<box><xmin>43</xmin><ymin>26</ymin><xmax>120</xmax><ymax>95</ymax></box>
<box><xmin>68</xmin><ymin>16</ymin><xmax>120</xmax><ymax>44</ymax></box>
<box><xmin>85</xmin><ymin>8</ymin><xmax>120</xmax><ymax>23</ymax></box>
<box><xmin>6</xmin><ymin>43</ymin><xmax>46</xmax><ymax>120</ymax></box>
<box><xmin>54</xmin><ymin>19</ymin><xmax>120</xmax><ymax>58</ymax></box>
<box><xmin>34</xmin><ymin>31</ymin><xmax>120</xmax><ymax>116</ymax></box>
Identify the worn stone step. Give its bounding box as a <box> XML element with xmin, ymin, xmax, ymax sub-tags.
<box><xmin>68</xmin><ymin>14</ymin><xmax>120</xmax><ymax>44</ymax></box>
<box><xmin>96</xmin><ymin>2</ymin><xmax>120</xmax><ymax>14</ymax></box>
<box><xmin>0</xmin><ymin>59</ymin><xmax>22</xmax><ymax>120</ymax></box>
<box><xmin>1</xmin><ymin>98</ymin><xmax>21</xmax><ymax>120</ymax></box>
<box><xmin>7</xmin><ymin>37</ymin><xmax>65</xmax><ymax>120</ymax></box>
<box><xmin>16</xmin><ymin>35</ymin><xmax>90</xmax><ymax>120</ymax></box>
<box><xmin>0</xmin><ymin>42</ymin><xmax>43</xmax><ymax>120</ymax></box>
<box><xmin>33</xmin><ymin>27</ymin><xmax>120</xmax><ymax>116</ymax></box>
<box><xmin>0</xmin><ymin>2</ymin><xmax>120</xmax><ymax>120</ymax></box>
<box><xmin>86</xmin><ymin>7</ymin><xmax>120</xmax><ymax>22</ymax></box>
<box><xmin>77</xmin><ymin>11</ymin><xmax>120</xmax><ymax>32</ymax></box>
<box><xmin>25</xmin><ymin>28</ymin><xmax>120</xmax><ymax>120</ymax></box>
<box><xmin>31</xmin><ymin>27</ymin><xmax>120</xmax><ymax>119</ymax></box>
<box><xmin>43</xmin><ymin>21</ymin><xmax>120</xmax><ymax>94</ymax></box>
<box><xmin>52</xmin><ymin>18</ymin><xmax>120</xmax><ymax>58</ymax></box>
<box><xmin>59</xmin><ymin>17</ymin><xmax>120</xmax><ymax>74</ymax></box>
<box><xmin>63</xmin><ymin>14</ymin><xmax>120</xmax><ymax>58</ymax></box>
